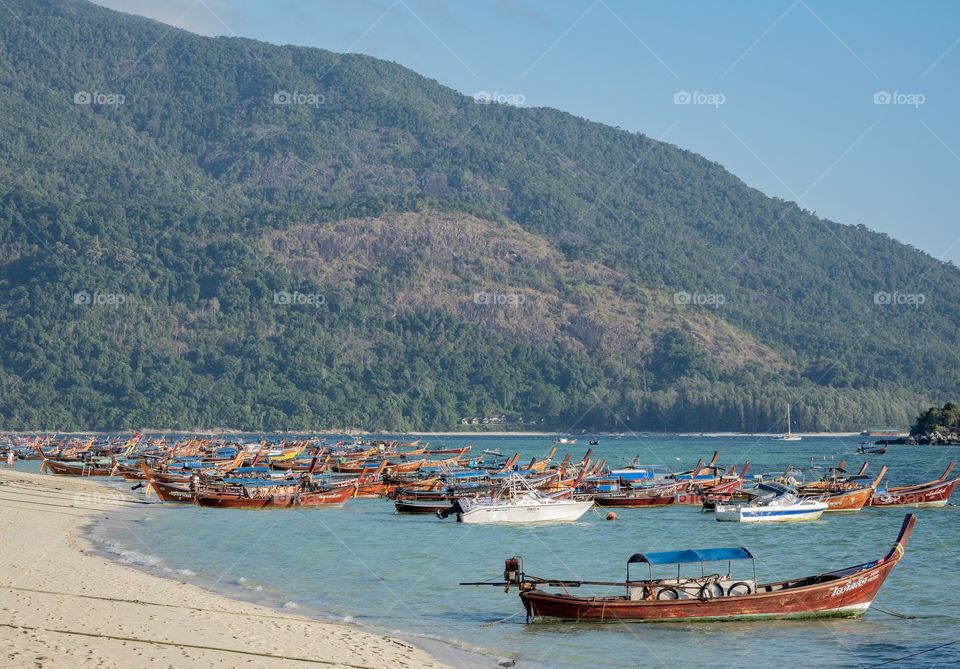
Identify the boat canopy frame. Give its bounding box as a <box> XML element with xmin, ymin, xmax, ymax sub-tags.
<box><xmin>626</xmin><ymin>547</ymin><xmax>756</xmax><ymax>583</ymax></box>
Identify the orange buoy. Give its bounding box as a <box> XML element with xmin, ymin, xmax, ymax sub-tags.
<box><xmin>606</xmin><ymin>511</ymin><xmax>617</xmax><ymax>521</ymax></box>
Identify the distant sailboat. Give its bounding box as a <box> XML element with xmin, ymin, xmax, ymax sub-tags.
<box><xmin>774</xmin><ymin>405</ymin><xmax>802</xmax><ymax>441</ymax></box>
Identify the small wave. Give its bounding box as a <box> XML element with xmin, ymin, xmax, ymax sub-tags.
<box><xmin>283</xmin><ymin>601</ymin><xmax>299</xmax><ymax>609</ymax></box>
<box><xmin>176</xmin><ymin>569</ymin><xmax>196</xmax><ymax>576</ymax></box>
<box><xmin>107</xmin><ymin>545</ymin><xmax>163</xmax><ymax>568</ymax></box>
<box><xmin>236</xmin><ymin>577</ymin><xmax>263</xmax><ymax>591</ymax></box>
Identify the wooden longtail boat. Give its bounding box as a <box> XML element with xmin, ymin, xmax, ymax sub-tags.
<box><xmin>355</xmin><ymin>462</ymin><xmax>390</xmax><ymax>498</ymax></box>
<box><xmin>195</xmin><ymin>479</ymin><xmax>356</xmax><ymax>508</ymax></box>
<box><xmin>592</xmin><ymin>481</ymin><xmax>680</xmax><ymax>507</ymax></box>
<box><xmin>528</xmin><ymin>447</ymin><xmax>558</xmax><ymax>472</ymax></box>
<box><xmin>426</xmin><ymin>445</ymin><xmax>473</xmax><ymax>455</ymax></box>
<box><xmin>464</xmin><ymin>515</ymin><xmax>916</xmax><ymax>623</ymax></box>
<box><xmin>675</xmin><ymin>463</ymin><xmax>751</xmax><ymax>505</ymax></box>
<box><xmin>593</xmin><ymin>491</ymin><xmax>676</xmax><ymax>507</ymax></box>
<box><xmin>395</xmin><ymin>497</ymin><xmax>463</xmax><ymax>513</ymax></box>
<box><xmin>870</xmin><ymin>463</ymin><xmax>958</xmax><ymax>508</ymax></box>
<box><xmin>810</xmin><ymin>466</ymin><xmax>887</xmax><ymax>512</ymax></box>
<box><xmin>35</xmin><ymin>446</ymin><xmax>113</xmax><ymax>476</ymax></box>
<box><xmin>140</xmin><ymin>463</ymin><xmax>196</xmax><ymax>503</ymax></box>
<box><xmin>386</xmin><ymin>448</ymin><xmax>427</xmax><ymax>459</ymax></box>
<box><xmin>385</xmin><ymin>457</ymin><xmax>427</xmax><ymax>474</ymax></box>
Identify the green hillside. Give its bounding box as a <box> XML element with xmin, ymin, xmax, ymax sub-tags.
<box><xmin>0</xmin><ymin>0</ymin><xmax>954</xmax><ymax>431</ymax></box>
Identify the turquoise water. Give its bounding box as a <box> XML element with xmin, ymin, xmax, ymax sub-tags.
<box><xmin>86</xmin><ymin>435</ymin><xmax>958</xmax><ymax>668</ymax></box>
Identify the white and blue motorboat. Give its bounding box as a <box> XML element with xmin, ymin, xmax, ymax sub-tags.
<box><xmin>715</xmin><ymin>482</ymin><xmax>827</xmax><ymax>523</ymax></box>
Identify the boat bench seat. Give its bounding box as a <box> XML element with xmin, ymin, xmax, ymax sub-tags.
<box><xmin>761</xmin><ymin>573</ymin><xmax>841</xmax><ymax>592</ymax></box>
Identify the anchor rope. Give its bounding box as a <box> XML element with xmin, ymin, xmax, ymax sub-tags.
<box><xmin>482</xmin><ymin>611</ymin><xmax>525</xmax><ymax>627</ymax></box>
<box><xmin>863</xmin><ymin>639</ymin><xmax>960</xmax><ymax>668</ymax></box>
<box><xmin>870</xmin><ymin>602</ymin><xmax>916</xmax><ymax>619</ymax></box>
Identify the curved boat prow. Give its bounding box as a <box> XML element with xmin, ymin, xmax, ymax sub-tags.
<box><xmin>139</xmin><ymin>461</ymin><xmax>156</xmax><ymax>499</ymax></box>
<box><xmin>870</xmin><ymin>465</ymin><xmax>889</xmax><ymax>490</ymax></box>
<box><xmin>886</xmin><ymin>514</ymin><xmax>917</xmax><ymax>562</ymax></box>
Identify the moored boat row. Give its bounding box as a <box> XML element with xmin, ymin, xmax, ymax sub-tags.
<box><xmin>17</xmin><ymin>435</ymin><xmax>957</xmax><ymax>524</ymax></box>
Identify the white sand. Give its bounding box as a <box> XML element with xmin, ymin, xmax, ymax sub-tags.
<box><xmin>0</xmin><ymin>470</ymin><xmax>454</xmax><ymax>669</ymax></box>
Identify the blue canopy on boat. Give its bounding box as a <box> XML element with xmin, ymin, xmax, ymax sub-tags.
<box><xmin>219</xmin><ymin>478</ymin><xmax>294</xmax><ymax>486</ymax></box>
<box><xmin>441</xmin><ymin>471</ymin><xmax>488</xmax><ymax>479</ymax></box>
<box><xmin>627</xmin><ymin>547</ymin><xmax>753</xmax><ymax>565</ymax></box>
<box><xmin>489</xmin><ymin>469</ymin><xmax>534</xmax><ymax>478</ymax></box>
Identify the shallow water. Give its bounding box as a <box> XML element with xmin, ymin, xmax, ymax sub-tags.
<box><xmin>86</xmin><ymin>435</ymin><xmax>959</xmax><ymax>668</ymax></box>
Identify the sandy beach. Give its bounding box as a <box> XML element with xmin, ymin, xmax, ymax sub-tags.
<box><xmin>0</xmin><ymin>470</ymin><xmax>453</xmax><ymax>669</ymax></box>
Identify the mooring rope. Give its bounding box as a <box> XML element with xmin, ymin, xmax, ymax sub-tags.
<box><xmin>870</xmin><ymin>602</ymin><xmax>916</xmax><ymax>619</ymax></box>
<box><xmin>863</xmin><ymin>639</ymin><xmax>960</xmax><ymax>668</ymax></box>
<box><xmin>482</xmin><ymin>611</ymin><xmax>525</xmax><ymax>627</ymax></box>
<box><xmin>0</xmin><ymin>585</ymin><xmax>323</xmax><ymax>624</ymax></box>
<box><xmin>0</xmin><ymin>623</ymin><xmax>379</xmax><ymax>668</ymax></box>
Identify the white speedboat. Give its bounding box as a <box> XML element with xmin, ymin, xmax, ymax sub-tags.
<box><xmin>449</xmin><ymin>474</ymin><xmax>593</xmax><ymax>524</ymax></box>
<box><xmin>715</xmin><ymin>483</ymin><xmax>827</xmax><ymax>523</ymax></box>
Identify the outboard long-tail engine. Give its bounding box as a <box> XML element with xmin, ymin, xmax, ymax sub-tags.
<box><xmin>503</xmin><ymin>556</ymin><xmax>523</xmax><ymax>591</ymax></box>
<box><xmin>436</xmin><ymin>499</ymin><xmax>464</xmax><ymax>519</ymax></box>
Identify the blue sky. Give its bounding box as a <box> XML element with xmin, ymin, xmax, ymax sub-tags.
<box><xmin>94</xmin><ymin>0</ymin><xmax>960</xmax><ymax>264</ymax></box>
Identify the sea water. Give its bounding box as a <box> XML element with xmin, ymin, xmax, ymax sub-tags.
<box><xmin>84</xmin><ymin>435</ymin><xmax>958</xmax><ymax>668</ymax></box>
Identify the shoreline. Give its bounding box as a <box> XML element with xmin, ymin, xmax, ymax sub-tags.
<box><xmin>2</xmin><ymin>429</ymin><xmax>875</xmax><ymax>438</ymax></box>
<box><xmin>0</xmin><ymin>470</ymin><xmax>467</xmax><ymax>669</ymax></box>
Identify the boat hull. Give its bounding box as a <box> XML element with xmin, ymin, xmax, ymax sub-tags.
<box><xmin>593</xmin><ymin>495</ymin><xmax>674</xmax><ymax>507</ymax></box>
<box><xmin>196</xmin><ymin>485</ymin><xmax>353</xmax><ymax>508</ymax></box>
<box><xmin>870</xmin><ymin>477</ymin><xmax>958</xmax><ymax>508</ymax></box>
<box><xmin>394</xmin><ymin>499</ymin><xmax>452</xmax><ymax>513</ymax></box>
<box><xmin>819</xmin><ymin>487</ymin><xmax>873</xmax><ymax>512</ymax></box>
<box><xmin>458</xmin><ymin>500</ymin><xmax>593</xmax><ymax>524</ymax></box>
<box><xmin>148</xmin><ymin>480</ymin><xmax>195</xmax><ymax>503</ymax></box>
<box><xmin>44</xmin><ymin>461</ymin><xmax>113</xmax><ymax>476</ymax></box>
<box><xmin>715</xmin><ymin>503</ymin><xmax>827</xmax><ymax>523</ymax></box>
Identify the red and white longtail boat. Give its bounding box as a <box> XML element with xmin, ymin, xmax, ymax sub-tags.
<box><xmin>870</xmin><ymin>462</ymin><xmax>958</xmax><ymax>508</ymax></box>
<box><xmin>464</xmin><ymin>515</ymin><xmax>917</xmax><ymax>623</ymax></box>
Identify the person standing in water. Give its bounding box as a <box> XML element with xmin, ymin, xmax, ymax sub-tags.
<box><xmin>5</xmin><ymin>449</ymin><xmax>14</xmax><ymax>469</ymax></box>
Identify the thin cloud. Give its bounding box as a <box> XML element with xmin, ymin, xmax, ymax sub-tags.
<box><xmin>495</xmin><ymin>0</ymin><xmax>551</xmax><ymax>28</ymax></box>
<box><xmin>90</xmin><ymin>0</ymin><xmax>240</xmax><ymax>37</ymax></box>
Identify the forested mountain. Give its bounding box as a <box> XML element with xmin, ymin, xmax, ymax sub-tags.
<box><xmin>0</xmin><ymin>0</ymin><xmax>956</xmax><ymax>431</ymax></box>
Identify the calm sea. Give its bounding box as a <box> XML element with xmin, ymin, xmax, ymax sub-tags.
<box><xmin>73</xmin><ymin>435</ymin><xmax>958</xmax><ymax>668</ymax></box>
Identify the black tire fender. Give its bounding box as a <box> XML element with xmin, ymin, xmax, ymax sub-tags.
<box><xmin>656</xmin><ymin>587</ymin><xmax>680</xmax><ymax>600</ymax></box>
